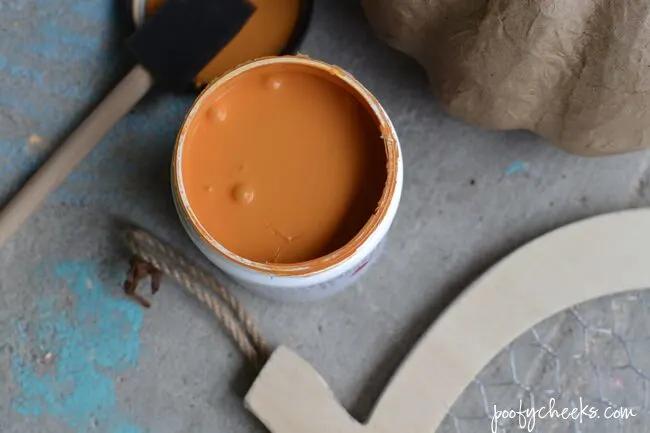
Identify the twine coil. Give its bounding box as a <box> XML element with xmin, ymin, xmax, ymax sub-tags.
<box><xmin>123</xmin><ymin>229</ymin><xmax>270</xmax><ymax>370</ymax></box>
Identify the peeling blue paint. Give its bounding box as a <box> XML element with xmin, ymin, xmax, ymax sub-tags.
<box><xmin>504</xmin><ymin>161</ymin><xmax>528</xmax><ymax>177</ymax></box>
<box><xmin>39</xmin><ymin>22</ymin><xmax>104</xmax><ymax>54</ymax></box>
<box><xmin>26</xmin><ymin>42</ymin><xmax>105</xmax><ymax>62</ymax></box>
<box><xmin>10</xmin><ymin>261</ymin><xmax>144</xmax><ymax>433</ymax></box>
<box><xmin>0</xmin><ymin>90</ymin><xmax>47</xmax><ymax>117</ymax></box>
<box><xmin>7</xmin><ymin>63</ymin><xmax>46</xmax><ymax>87</ymax></box>
<box><xmin>72</xmin><ymin>0</ymin><xmax>110</xmax><ymax>22</ymax></box>
<box><xmin>0</xmin><ymin>57</ymin><xmax>87</xmax><ymax>100</ymax></box>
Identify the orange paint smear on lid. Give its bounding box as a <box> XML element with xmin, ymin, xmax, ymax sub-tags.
<box><xmin>145</xmin><ymin>0</ymin><xmax>301</xmax><ymax>85</ymax></box>
<box><xmin>179</xmin><ymin>61</ymin><xmax>388</xmax><ymax>264</ymax></box>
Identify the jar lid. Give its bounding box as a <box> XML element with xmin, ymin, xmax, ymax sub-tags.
<box><xmin>127</xmin><ymin>0</ymin><xmax>313</xmax><ymax>87</ymax></box>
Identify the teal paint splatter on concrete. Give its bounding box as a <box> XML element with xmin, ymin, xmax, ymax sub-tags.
<box><xmin>504</xmin><ymin>161</ymin><xmax>528</xmax><ymax>177</ymax></box>
<box><xmin>11</xmin><ymin>261</ymin><xmax>144</xmax><ymax>432</ymax></box>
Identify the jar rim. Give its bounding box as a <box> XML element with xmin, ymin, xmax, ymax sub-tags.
<box><xmin>172</xmin><ymin>56</ymin><xmax>400</xmax><ymax>277</ymax></box>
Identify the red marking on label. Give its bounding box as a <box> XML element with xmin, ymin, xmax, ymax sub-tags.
<box><xmin>352</xmin><ymin>261</ymin><xmax>370</xmax><ymax>277</ymax></box>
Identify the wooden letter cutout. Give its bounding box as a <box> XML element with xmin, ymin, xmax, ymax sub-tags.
<box><xmin>246</xmin><ymin>209</ymin><xmax>650</xmax><ymax>433</ymax></box>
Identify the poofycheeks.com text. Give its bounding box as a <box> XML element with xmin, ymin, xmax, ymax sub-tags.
<box><xmin>491</xmin><ymin>397</ymin><xmax>637</xmax><ymax>432</ymax></box>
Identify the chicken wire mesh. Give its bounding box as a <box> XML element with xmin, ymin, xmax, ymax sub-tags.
<box><xmin>436</xmin><ymin>290</ymin><xmax>650</xmax><ymax>433</ymax></box>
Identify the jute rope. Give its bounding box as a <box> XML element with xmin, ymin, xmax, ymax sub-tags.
<box><xmin>123</xmin><ymin>229</ymin><xmax>270</xmax><ymax>370</ymax></box>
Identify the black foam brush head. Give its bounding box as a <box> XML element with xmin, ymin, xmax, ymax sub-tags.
<box><xmin>126</xmin><ymin>0</ymin><xmax>256</xmax><ymax>90</ymax></box>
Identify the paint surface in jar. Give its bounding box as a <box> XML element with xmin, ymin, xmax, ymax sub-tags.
<box><xmin>181</xmin><ymin>62</ymin><xmax>387</xmax><ymax>264</ymax></box>
<box><xmin>145</xmin><ymin>0</ymin><xmax>301</xmax><ymax>85</ymax></box>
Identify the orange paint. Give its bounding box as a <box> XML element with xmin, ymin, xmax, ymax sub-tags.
<box><xmin>144</xmin><ymin>0</ymin><xmax>165</xmax><ymax>16</ymax></box>
<box><xmin>145</xmin><ymin>0</ymin><xmax>301</xmax><ymax>85</ymax></box>
<box><xmin>179</xmin><ymin>61</ymin><xmax>388</xmax><ymax>264</ymax></box>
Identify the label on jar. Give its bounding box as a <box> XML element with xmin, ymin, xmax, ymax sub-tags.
<box><xmin>243</xmin><ymin>240</ymin><xmax>386</xmax><ymax>302</ymax></box>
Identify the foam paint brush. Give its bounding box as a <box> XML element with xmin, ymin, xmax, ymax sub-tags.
<box><xmin>0</xmin><ymin>0</ymin><xmax>256</xmax><ymax>247</ymax></box>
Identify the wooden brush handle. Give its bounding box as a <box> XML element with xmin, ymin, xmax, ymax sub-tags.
<box><xmin>0</xmin><ymin>65</ymin><xmax>153</xmax><ymax>248</ymax></box>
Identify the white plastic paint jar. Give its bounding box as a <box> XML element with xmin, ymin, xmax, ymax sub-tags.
<box><xmin>172</xmin><ymin>56</ymin><xmax>403</xmax><ymax>302</ymax></box>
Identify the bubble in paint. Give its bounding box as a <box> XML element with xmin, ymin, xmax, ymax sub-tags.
<box><xmin>206</xmin><ymin>105</ymin><xmax>228</xmax><ymax>122</ymax></box>
<box><xmin>232</xmin><ymin>183</ymin><xmax>255</xmax><ymax>204</ymax></box>
<box><xmin>266</xmin><ymin>75</ymin><xmax>283</xmax><ymax>91</ymax></box>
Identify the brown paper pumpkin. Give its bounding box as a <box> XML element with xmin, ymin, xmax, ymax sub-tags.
<box><xmin>362</xmin><ymin>0</ymin><xmax>650</xmax><ymax>156</ymax></box>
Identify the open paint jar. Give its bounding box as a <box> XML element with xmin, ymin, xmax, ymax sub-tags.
<box><xmin>172</xmin><ymin>56</ymin><xmax>403</xmax><ymax>302</ymax></box>
<box><xmin>129</xmin><ymin>0</ymin><xmax>313</xmax><ymax>87</ymax></box>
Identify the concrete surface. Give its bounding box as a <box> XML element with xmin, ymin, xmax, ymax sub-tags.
<box><xmin>2</xmin><ymin>0</ymin><xmax>650</xmax><ymax>432</ymax></box>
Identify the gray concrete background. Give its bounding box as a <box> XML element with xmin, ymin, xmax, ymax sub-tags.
<box><xmin>2</xmin><ymin>0</ymin><xmax>650</xmax><ymax>432</ymax></box>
